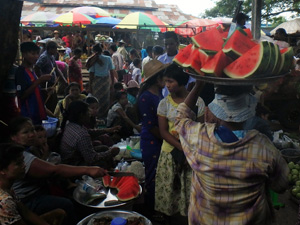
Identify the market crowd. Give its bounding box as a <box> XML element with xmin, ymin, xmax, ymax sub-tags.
<box><xmin>0</xmin><ymin>22</ymin><xmax>296</xmax><ymax>225</ymax></box>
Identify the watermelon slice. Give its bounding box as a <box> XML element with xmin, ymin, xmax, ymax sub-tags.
<box><xmin>272</xmin><ymin>44</ymin><xmax>282</xmax><ymax>75</ymax></box>
<box><xmin>201</xmin><ymin>50</ymin><xmax>233</xmax><ymax>77</ymax></box>
<box><xmin>222</xmin><ymin>29</ymin><xmax>257</xmax><ymax>60</ymax></box>
<box><xmin>173</xmin><ymin>44</ymin><xmax>193</xmax><ymax>66</ymax></box>
<box><xmin>278</xmin><ymin>47</ymin><xmax>294</xmax><ymax>75</ymax></box>
<box><xmin>241</xmin><ymin>28</ymin><xmax>253</xmax><ymax>39</ymax></box>
<box><xmin>191</xmin><ymin>28</ymin><xmax>224</xmax><ymax>52</ymax></box>
<box><xmin>182</xmin><ymin>47</ymin><xmax>210</xmax><ymax>75</ymax></box>
<box><xmin>102</xmin><ymin>175</ymin><xmax>111</xmax><ymax>188</ymax></box>
<box><xmin>263</xmin><ymin>42</ymin><xmax>277</xmax><ymax>75</ymax></box>
<box><xmin>224</xmin><ymin>42</ymin><xmax>270</xmax><ymax>79</ymax></box>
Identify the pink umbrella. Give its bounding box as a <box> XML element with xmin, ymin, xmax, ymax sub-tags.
<box><xmin>175</xmin><ymin>18</ymin><xmax>220</xmax><ymax>37</ymax></box>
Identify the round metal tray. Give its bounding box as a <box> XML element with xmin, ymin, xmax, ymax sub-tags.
<box><xmin>188</xmin><ymin>72</ymin><xmax>286</xmax><ymax>86</ymax></box>
<box><xmin>73</xmin><ymin>182</ymin><xmax>142</xmax><ymax>209</ymax></box>
<box><xmin>77</xmin><ymin>210</ymin><xmax>152</xmax><ymax>225</ymax></box>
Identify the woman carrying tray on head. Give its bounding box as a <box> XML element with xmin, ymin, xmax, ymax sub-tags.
<box><xmin>174</xmin><ymin>81</ymin><xmax>289</xmax><ymax>225</ymax></box>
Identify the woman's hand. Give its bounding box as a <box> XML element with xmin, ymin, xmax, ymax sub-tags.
<box><xmin>87</xmin><ymin>166</ymin><xmax>108</xmax><ymax>178</ymax></box>
<box><xmin>109</xmin><ymin>147</ymin><xmax>120</xmax><ymax>157</ymax></box>
<box><xmin>108</xmin><ymin>125</ymin><xmax>121</xmax><ymax>133</ymax></box>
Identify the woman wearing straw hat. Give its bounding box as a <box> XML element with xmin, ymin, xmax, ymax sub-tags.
<box><xmin>137</xmin><ymin>60</ymin><xmax>168</xmax><ymax>215</ymax></box>
<box><xmin>174</xmin><ymin>81</ymin><xmax>289</xmax><ymax>225</ymax></box>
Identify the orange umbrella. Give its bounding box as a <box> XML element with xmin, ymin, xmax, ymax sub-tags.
<box><xmin>175</xmin><ymin>18</ymin><xmax>220</xmax><ymax>37</ymax></box>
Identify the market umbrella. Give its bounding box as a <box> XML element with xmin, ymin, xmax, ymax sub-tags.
<box><xmin>95</xmin><ymin>17</ymin><xmax>121</xmax><ymax>27</ymax></box>
<box><xmin>175</xmin><ymin>18</ymin><xmax>219</xmax><ymax>37</ymax></box>
<box><xmin>54</xmin><ymin>12</ymin><xmax>96</xmax><ymax>26</ymax></box>
<box><xmin>21</xmin><ymin>12</ymin><xmax>57</xmax><ymax>26</ymax></box>
<box><xmin>115</xmin><ymin>12</ymin><xmax>167</xmax><ymax>32</ymax></box>
<box><xmin>70</xmin><ymin>6</ymin><xmax>110</xmax><ymax>18</ymax></box>
<box><xmin>270</xmin><ymin>18</ymin><xmax>300</xmax><ymax>35</ymax></box>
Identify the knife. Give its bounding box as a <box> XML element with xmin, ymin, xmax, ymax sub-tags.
<box><xmin>227</xmin><ymin>0</ymin><xmax>244</xmax><ymax>37</ymax></box>
<box><xmin>107</xmin><ymin>171</ymin><xmax>136</xmax><ymax>177</ymax></box>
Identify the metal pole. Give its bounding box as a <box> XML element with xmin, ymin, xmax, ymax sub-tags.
<box><xmin>251</xmin><ymin>0</ymin><xmax>262</xmax><ymax>40</ymax></box>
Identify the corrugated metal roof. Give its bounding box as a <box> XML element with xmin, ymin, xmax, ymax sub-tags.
<box><xmin>22</xmin><ymin>0</ymin><xmax>197</xmax><ymax>24</ymax></box>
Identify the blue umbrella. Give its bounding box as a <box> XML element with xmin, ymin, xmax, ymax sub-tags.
<box><xmin>95</xmin><ymin>17</ymin><xmax>121</xmax><ymax>26</ymax></box>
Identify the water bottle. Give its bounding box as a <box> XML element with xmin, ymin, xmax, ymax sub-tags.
<box><xmin>82</xmin><ymin>175</ymin><xmax>103</xmax><ymax>192</ymax></box>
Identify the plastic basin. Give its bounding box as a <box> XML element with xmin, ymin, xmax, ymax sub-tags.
<box><xmin>130</xmin><ymin>149</ymin><xmax>142</xmax><ymax>160</ymax></box>
<box><xmin>42</xmin><ymin>117</ymin><xmax>58</xmax><ymax>137</ymax></box>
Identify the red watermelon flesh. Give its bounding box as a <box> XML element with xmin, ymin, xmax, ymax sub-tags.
<box><xmin>243</xmin><ymin>28</ymin><xmax>253</xmax><ymax>39</ymax></box>
<box><xmin>191</xmin><ymin>28</ymin><xmax>224</xmax><ymax>51</ymax></box>
<box><xmin>183</xmin><ymin>48</ymin><xmax>210</xmax><ymax>75</ymax></box>
<box><xmin>116</xmin><ymin>176</ymin><xmax>140</xmax><ymax>201</ymax></box>
<box><xmin>173</xmin><ymin>44</ymin><xmax>193</xmax><ymax>66</ymax></box>
<box><xmin>110</xmin><ymin>176</ymin><xmax>122</xmax><ymax>188</ymax></box>
<box><xmin>222</xmin><ymin>29</ymin><xmax>257</xmax><ymax>60</ymax></box>
<box><xmin>201</xmin><ymin>50</ymin><xmax>233</xmax><ymax>77</ymax></box>
<box><xmin>102</xmin><ymin>175</ymin><xmax>111</xmax><ymax>188</ymax></box>
<box><xmin>224</xmin><ymin>42</ymin><xmax>264</xmax><ymax>78</ymax></box>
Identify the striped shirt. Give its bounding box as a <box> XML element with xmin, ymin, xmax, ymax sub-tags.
<box><xmin>175</xmin><ymin>102</ymin><xmax>289</xmax><ymax>225</ymax></box>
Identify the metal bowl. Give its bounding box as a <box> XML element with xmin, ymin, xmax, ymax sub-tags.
<box><xmin>77</xmin><ymin>210</ymin><xmax>152</xmax><ymax>225</ymax></box>
<box><xmin>73</xmin><ymin>182</ymin><xmax>142</xmax><ymax>209</ymax></box>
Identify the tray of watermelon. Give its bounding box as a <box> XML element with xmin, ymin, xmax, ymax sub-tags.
<box><xmin>174</xmin><ymin>27</ymin><xmax>293</xmax><ymax>86</ymax></box>
<box><xmin>73</xmin><ymin>175</ymin><xmax>142</xmax><ymax>209</ymax></box>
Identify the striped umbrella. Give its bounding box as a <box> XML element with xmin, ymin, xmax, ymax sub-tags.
<box><xmin>70</xmin><ymin>6</ymin><xmax>110</xmax><ymax>18</ymax></box>
<box><xmin>175</xmin><ymin>18</ymin><xmax>220</xmax><ymax>37</ymax></box>
<box><xmin>116</xmin><ymin>12</ymin><xmax>167</xmax><ymax>32</ymax></box>
<box><xmin>21</xmin><ymin>12</ymin><xmax>57</xmax><ymax>26</ymax></box>
<box><xmin>54</xmin><ymin>12</ymin><xmax>96</xmax><ymax>26</ymax></box>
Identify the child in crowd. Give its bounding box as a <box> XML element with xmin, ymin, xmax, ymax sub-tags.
<box><xmin>54</xmin><ymin>82</ymin><xmax>86</xmax><ymax>125</ymax></box>
<box><xmin>28</xmin><ymin>125</ymin><xmax>50</xmax><ymax>160</ymax></box>
<box><xmin>107</xmin><ymin>91</ymin><xmax>141</xmax><ymax>142</ymax></box>
<box><xmin>82</xmin><ymin>82</ymin><xmax>91</xmax><ymax>96</ymax></box>
<box><xmin>127</xmin><ymin>80</ymin><xmax>140</xmax><ymax>105</ymax></box>
<box><xmin>0</xmin><ymin>143</ymin><xmax>66</xmax><ymax>225</ymax></box>
<box><xmin>15</xmin><ymin>42</ymin><xmax>52</xmax><ymax>125</ymax></box>
<box><xmin>68</xmin><ymin>48</ymin><xmax>83</xmax><ymax>91</ymax></box>
<box><xmin>132</xmin><ymin>58</ymin><xmax>142</xmax><ymax>84</ymax></box>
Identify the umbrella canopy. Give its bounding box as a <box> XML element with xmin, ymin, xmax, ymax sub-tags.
<box><xmin>270</xmin><ymin>18</ymin><xmax>300</xmax><ymax>35</ymax></box>
<box><xmin>70</xmin><ymin>6</ymin><xmax>110</xmax><ymax>18</ymax></box>
<box><xmin>116</xmin><ymin>12</ymin><xmax>167</xmax><ymax>32</ymax></box>
<box><xmin>95</xmin><ymin>17</ymin><xmax>121</xmax><ymax>27</ymax></box>
<box><xmin>175</xmin><ymin>18</ymin><xmax>220</xmax><ymax>37</ymax></box>
<box><xmin>21</xmin><ymin>12</ymin><xmax>57</xmax><ymax>26</ymax></box>
<box><xmin>54</xmin><ymin>12</ymin><xmax>96</xmax><ymax>25</ymax></box>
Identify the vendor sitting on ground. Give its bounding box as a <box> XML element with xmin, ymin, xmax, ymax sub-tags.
<box><xmin>85</xmin><ymin>96</ymin><xmax>121</xmax><ymax>147</ymax></box>
<box><xmin>175</xmin><ymin>81</ymin><xmax>289</xmax><ymax>225</ymax></box>
<box><xmin>107</xmin><ymin>91</ymin><xmax>141</xmax><ymax>142</ymax></box>
<box><xmin>59</xmin><ymin>100</ymin><xmax>120</xmax><ymax>168</ymax></box>
<box><xmin>9</xmin><ymin>116</ymin><xmax>108</xmax><ymax>225</ymax></box>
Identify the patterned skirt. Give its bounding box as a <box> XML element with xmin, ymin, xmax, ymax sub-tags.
<box><xmin>155</xmin><ymin>151</ymin><xmax>192</xmax><ymax>216</ymax></box>
<box><xmin>91</xmin><ymin>76</ymin><xmax>110</xmax><ymax>118</ymax></box>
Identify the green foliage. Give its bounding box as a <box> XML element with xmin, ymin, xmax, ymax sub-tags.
<box><xmin>204</xmin><ymin>0</ymin><xmax>300</xmax><ymax>19</ymax></box>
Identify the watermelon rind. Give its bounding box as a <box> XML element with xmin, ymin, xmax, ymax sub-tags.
<box><xmin>278</xmin><ymin>47</ymin><xmax>294</xmax><ymax>75</ymax></box>
<box><xmin>224</xmin><ymin>42</ymin><xmax>264</xmax><ymax>79</ymax></box>
<box><xmin>255</xmin><ymin>41</ymin><xmax>271</xmax><ymax>76</ymax></box>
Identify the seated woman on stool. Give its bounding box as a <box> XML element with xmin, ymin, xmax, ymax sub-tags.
<box><xmin>59</xmin><ymin>100</ymin><xmax>120</xmax><ymax>168</ymax></box>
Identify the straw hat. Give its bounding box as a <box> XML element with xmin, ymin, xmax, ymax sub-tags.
<box><xmin>57</xmin><ymin>46</ymin><xmax>66</xmax><ymax>51</ymax></box>
<box><xmin>53</xmin><ymin>30</ymin><xmax>60</xmax><ymax>34</ymax></box>
<box><xmin>127</xmin><ymin>80</ymin><xmax>140</xmax><ymax>89</ymax></box>
<box><xmin>143</xmin><ymin>60</ymin><xmax>169</xmax><ymax>82</ymax></box>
